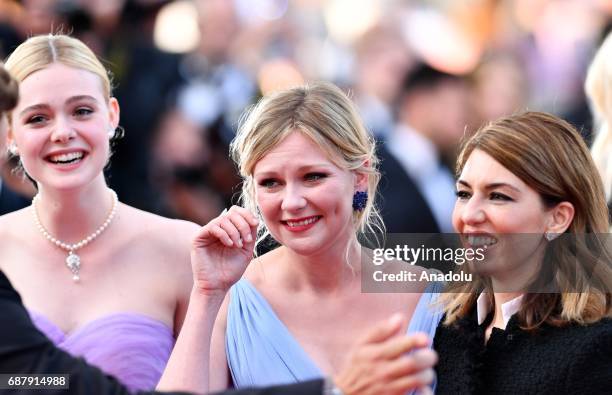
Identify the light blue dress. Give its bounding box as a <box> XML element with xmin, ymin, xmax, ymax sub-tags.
<box><xmin>226</xmin><ymin>278</ymin><xmax>443</xmax><ymax>391</ymax></box>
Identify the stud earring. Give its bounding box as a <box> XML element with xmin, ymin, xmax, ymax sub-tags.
<box><xmin>108</xmin><ymin>128</ymin><xmax>115</xmax><ymax>139</ymax></box>
<box><xmin>545</xmin><ymin>232</ymin><xmax>558</xmax><ymax>242</ymax></box>
<box><xmin>352</xmin><ymin>191</ymin><xmax>368</xmax><ymax>212</ymax></box>
<box><xmin>8</xmin><ymin>143</ymin><xmax>18</xmax><ymax>156</ymax></box>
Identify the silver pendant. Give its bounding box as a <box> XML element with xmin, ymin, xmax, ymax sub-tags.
<box><xmin>66</xmin><ymin>251</ymin><xmax>81</xmax><ymax>282</ymax></box>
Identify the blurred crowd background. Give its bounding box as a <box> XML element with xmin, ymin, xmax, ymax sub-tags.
<box><xmin>1</xmin><ymin>0</ymin><xmax>611</xmax><ymax>231</ymax></box>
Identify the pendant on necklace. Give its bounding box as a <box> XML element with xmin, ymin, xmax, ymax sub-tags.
<box><xmin>66</xmin><ymin>251</ymin><xmax>81</xmax><ymax>282</ymax></box>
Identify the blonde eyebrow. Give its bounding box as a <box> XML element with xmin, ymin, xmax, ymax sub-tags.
<box><xmin>19</xmin><ymin>95</ymin><xmax>99</xmax><ymax>117</ymax></box>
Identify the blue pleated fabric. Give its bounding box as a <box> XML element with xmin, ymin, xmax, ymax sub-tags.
<box><xmin>226</xmin><ymin>278</ymin><xmax>444</xmax><ymax>390</ymax></box>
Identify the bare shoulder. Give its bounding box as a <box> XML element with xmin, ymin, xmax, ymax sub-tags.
<box><xmin>0</xmin><ymin>208</ymin><xmax>34</xmax><ymax>271</ymax></box>
<box><xmin>117</xmin><ymin>205</ymin><xmax>199</xmax><ymax>272</ymax></box>
<box><xmin>119</xmin><ymin>204</ymin><xmax>199</xmax><ymax>245</ymax></box>
<box><xmin>243</xmin><ymin>247</ymin><xmax>283</xmax><ymax>288</ymax></box>
<box><xmin>0</xmin><ymin>207</ymin><xmax>32</xmax><ymax>239</ymax></box>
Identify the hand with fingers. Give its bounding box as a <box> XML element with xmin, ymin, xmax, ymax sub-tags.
<box><xmin>191</xmin><ymin>205</ymin><xmax>259</xmax><ymax>297</ymax></box>
<box><xmin>334</xmin><ymin>314</ymin><xmax>437</xmax><ymax>395</ymax></box>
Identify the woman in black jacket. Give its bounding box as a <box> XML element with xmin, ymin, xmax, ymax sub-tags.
<box><xmin>434</xmin><ymin>111</ymin><xmax>612</xmax><ymax>394</ymax></box>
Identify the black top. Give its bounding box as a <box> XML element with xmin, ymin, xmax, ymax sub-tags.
<box><xmin>376</xmin><ymin>145</ymin><xmax>440</xmax><ymax>234</ymax></box>
<box><xmin>0</xmin><ymin>270</ymin><xmax>323</xmax><ymax>395</ymax></box>
<box><xmin>433</xmin><ymin>308</ymin><xmax>612</xmax><ymax>395</ymax></box>
<box><xmin>0</xmin><ymin>181</ymin><xmax>28</xmax><ymax>215</ymax></box>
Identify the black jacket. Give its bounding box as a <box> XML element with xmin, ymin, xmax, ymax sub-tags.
<box><xmin>0</xmin><ymin>182</ymin><xmax>28</xmax><ymax>215</ymax></box>
<box><xmin>434</xmin><ymin>308</ymin><xmax>612</xmax><ymax>395</ymax></box>
<box><xmin>0</xmin><ymin>270</ymin><xmax>323</xmax><ymax>395</ymax></box>
<box><xmin>376</xmin><ymin>145</ymin><xmax>440</xmax><ymax>234</ymax></box>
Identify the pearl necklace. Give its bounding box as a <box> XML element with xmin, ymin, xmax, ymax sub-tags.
<box><xmin>32</xmin><ymin>190</ymin><xmax>119</xmax><ymax>282</ymax></box>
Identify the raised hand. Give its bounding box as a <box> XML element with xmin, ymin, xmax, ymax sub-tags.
<box><xmin>191</xmin><ymin>206</ymin><xmax>259</xmax><ymax>296</ymax></box>
<box><xmin>334</xmin><ymin>314</ymin><xmax>437</xmax><ymax>395</ymax></box>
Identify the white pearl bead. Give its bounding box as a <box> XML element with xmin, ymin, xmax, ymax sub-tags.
<box><xmin>32</xmin><ymin>189</ymin><xmax>118</xmax><ymax>281</ymax></box>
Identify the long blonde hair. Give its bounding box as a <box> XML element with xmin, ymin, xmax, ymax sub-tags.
<box><xmin>4</xmin><ymin>34</ymin><xmax>112</xmax><ymax>99</ymax></box>
<box><xmin>4</xmin><ymin>34</ymin><xmax>119</xmax><ymax>177</ymax></box>
<box><xmin>230</xmin><ymin>82</ymin><xmax>384</xmax><ymax>250</ymax></box>
<box><xmin>441</xmin><ymin>112</ymin><xmax>612</xmax><ymax>329</ymax></box>
<box><xmin>586</xmin><ymin>31</ymin><xmax>612</xmax><ymax>201</ymax></box>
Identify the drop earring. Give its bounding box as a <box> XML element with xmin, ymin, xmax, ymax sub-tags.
<box><xmin>545</xmin><ymin>232</ymin><xmax>558</xmax><ymax>241</ymax></box>
<box><xmin>8</xmin><ymin>143</ymin><xmax>18</xmax><ymax>156</ymax></box>
<box><xmin>352</xmin><ymin>191</ymin><xmax>368</xmax><ymax>212</ymax></box>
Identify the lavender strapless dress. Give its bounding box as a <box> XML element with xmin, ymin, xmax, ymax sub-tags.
<box><xmin>29</xmin><ymin>310</ymin><xmax>174</xmax><ymax>392</ymax></box>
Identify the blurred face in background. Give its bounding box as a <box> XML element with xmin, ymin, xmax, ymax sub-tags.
<box><xmin>196</xmin><ymin>0</ymin><xmax>238</xmax><ymax>63</ymax></box>
<box><xmin>356</xmin><ymin>32</ymin><xmax>411</xmax><ymax>104</ymax></box>
<box><xmin>400</xmin><ymin>78</ymin><xmax>470</xmax><ymax>159</ymax></box>
<box><xmin>473</xmin><ymin>58</ymin><xmax>527</xmax><ymax>124</ymax></box>
<box><xmin>425</xmin><ymin>80</ymin><xmax>470</xmax><ymax>154</ymax></box>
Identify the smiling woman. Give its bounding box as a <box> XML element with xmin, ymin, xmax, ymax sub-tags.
<box><xmin>250</xmin><ymin>132</ymin><xmax>363</xmax><ymax>255</ymax></box>
<box><xmin>0</xmin><ymin>34</ymin><xmax>199</xmax><ymax>392</ymax></box>
<box><xmin>9</xmin><ymin>63</ymin><xmax>116</xmax><ymax>192</ymax></box>
<box><xmin>434</xmin><ymin>111</ymin><xmax>612</xmax><ymax>394</ymax></box>
<box><xmin>197</xmin><ymin>82</ymin><xmax>442</xmax><ymax>394</ymax></box>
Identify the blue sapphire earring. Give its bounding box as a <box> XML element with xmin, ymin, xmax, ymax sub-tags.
<box><xmin>352</xmin><ymin>191</ymin><xmax>368</xmax><ymax>211</ymax></box>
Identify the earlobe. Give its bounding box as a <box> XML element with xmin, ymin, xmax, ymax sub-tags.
<box><xmin>8</xmin><ymin>143</ymin><xmax>18</xmax><ymax>156</ymax></box>
<box><xmin>354</xmin><ymin>171</ymin><xmax>368</xmax><ymax>190</ymax></box>
<box><xmin>6</xmin><ymin>128</ymin><xmax>18</xmax><ymax>155</ymax></box>
<box><xmin>547</xmin><ymin>202</ymin><xmax>575</xmax><ymax>235</ymax></box>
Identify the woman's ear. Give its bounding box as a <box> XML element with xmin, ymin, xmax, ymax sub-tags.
<box><xmin>546</xmin><ymin>201</ymin><xmax>575</xmax><ymax>235</ymax></box>
<box><xmin>108</xmin><ymin>97</ymin><xmax>120</xmax><ymax>129</ymax></box>
<box><xmin>353</xmin><ymin>160</ymin><xmax>370</xmax><ymax>191</ymax></box>
<box><xmin>5</xmin><ymin>119</ymin><xmax>17</xmax><ymax>155</ymax></box>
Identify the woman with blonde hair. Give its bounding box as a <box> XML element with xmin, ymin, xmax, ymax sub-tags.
<box><xmin>434</xmin><ymin>111</ymin><xmax>612</xmax><ymax>394</ymax></box>
<box><xmin>586</xmin><ymin>31</ymin><xmax>612</xmax><ymax>213</ymax></box>
<box><xmin>0</xmin><ymin>58</ymin><xmax>440</xmax><ymax>395</ymax></box>
<box><xmin>0</xmin><ymin>34</ymin><xmax>198</xmax><ymax>391</ymax></box>
<box><xmin>199</xmin><ymin>82</ymin><xmax>441</xmax><ymax>393</ymax></box>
